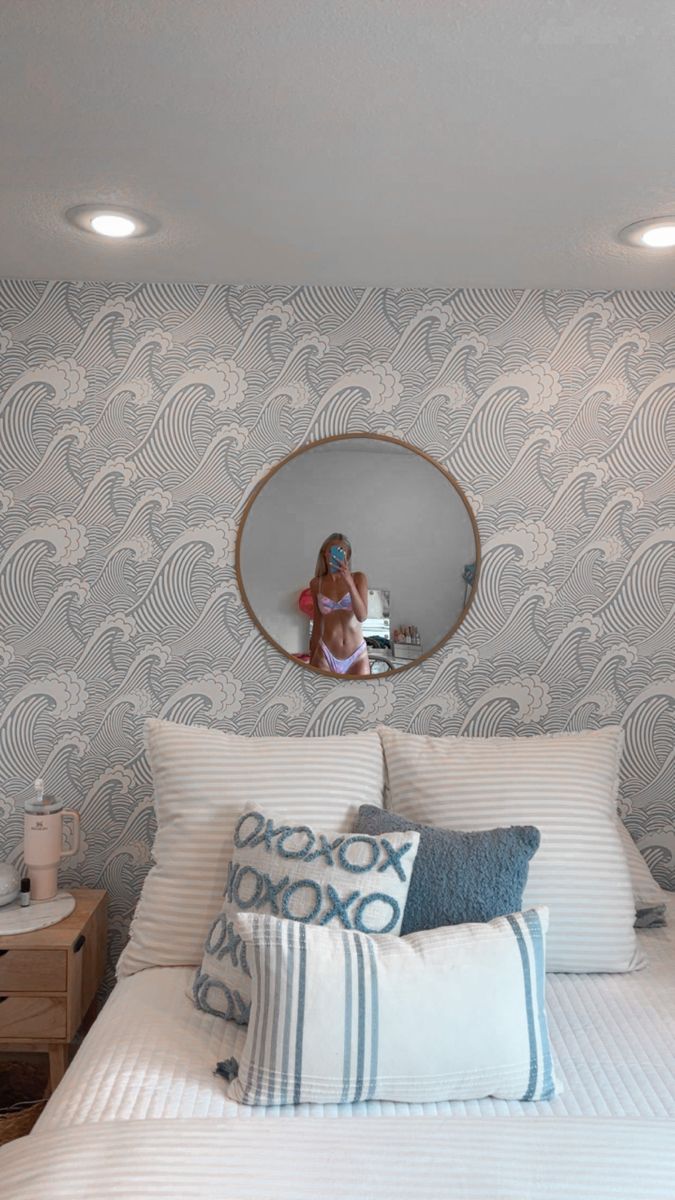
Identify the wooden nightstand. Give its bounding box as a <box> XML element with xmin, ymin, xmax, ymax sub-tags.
<box><xmin>0</xmin><ymin>889</ymin><xmax>107</xmax><ymax>1092</ymax></box>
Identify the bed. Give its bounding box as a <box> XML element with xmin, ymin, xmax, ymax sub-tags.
<box><xmin>0</xmin><ymin>898</ymin><xmax>673</xmax><ymax>1198</ymax></box>
<box><xmin>2</xmin><ymin>721</ymin><xmax>674</xmax><ymax>1198</ymax></box>
<box><xmin>32</xmin><ymin>904</ymin><xmax>675</xmax><ymax>1124</ymax></box>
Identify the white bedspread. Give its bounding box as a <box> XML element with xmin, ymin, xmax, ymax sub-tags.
<box><xmin>3</xmin><ymin>1116</ymin><xmax>675</xmax><ymax>1200</ymax></box>
<box><xmin>0</xmin><ymin>904</ymin><xmax>672</xmax><ymax>1199</ymax></box>
<box><xmin>37</xmin><ymin>904</ymin><xmax>675</xmax><ymax>1127</ymax></box>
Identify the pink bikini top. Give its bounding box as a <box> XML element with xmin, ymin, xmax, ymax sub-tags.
<box><xmin>317</xmin><ymin>590</ymin><xmax>353</xmax><ymax>615</ymax></box>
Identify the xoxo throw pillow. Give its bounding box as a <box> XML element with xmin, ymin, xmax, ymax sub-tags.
<box><xmin>193</xmin><ymin>809</ymin><xmax>419</xmax><ymax>1025</ymax></box>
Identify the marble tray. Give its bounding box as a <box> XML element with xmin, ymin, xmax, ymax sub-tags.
<box><xmin>0</xmin><ymin>891</ymin><xmax>75</xmax><ymax>935</ymax></box>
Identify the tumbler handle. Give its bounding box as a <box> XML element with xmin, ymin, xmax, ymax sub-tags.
<box><xmin>61</xmin><ymin>811</ymin><xmax>80</xmax><ymax>858</ymax></box>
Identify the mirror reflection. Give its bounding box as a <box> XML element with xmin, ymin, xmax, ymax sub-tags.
<box><xmin>237</xmin><ymin>435</ymin><xmax>479</xmax><ymax>677</ymax></box>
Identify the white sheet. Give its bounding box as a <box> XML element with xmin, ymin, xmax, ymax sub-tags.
<box><xmin>38</xmin><ymin>901</ymin><xmax>675</xmax><ymax>1128</ymax></box>
<box><xmin>4</xmin><ymin>1116</ymin><xmax>675</xmax><ymax>1200</ymax></box>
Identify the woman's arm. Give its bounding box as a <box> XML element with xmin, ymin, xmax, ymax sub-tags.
<box><xmin>339</xmin><ymin>567</ymin><xmax>369</xmax><ymax>623</ymax></box>
<box><xmin>308</xmin><ymin>579</ymin><xmax>322</xmax><ymax>658</ymax></box>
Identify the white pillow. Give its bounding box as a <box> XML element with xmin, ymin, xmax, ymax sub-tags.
<box><xmin>618</xmin><ymin>822</ymin><xmax>667</xmax><ymax>927</ymax></box>
<box><xmin>194</xmin><ymin>810</ymin><xmax>419</xmax><ymax>1023</ymax></box>
<box><xmin>117</xmin><ymin>721</ymin><xmax>385</xmax><ymax>978</ymax></box>
<box><xmin>378</xmin><ymin>725</ymin><xmax>641</xmax><ymax>973</ymax></box>
<box><xmin>223</xmin><ymin>907</ymin><xmax>557</xmax><ymax>1105</ymax></box>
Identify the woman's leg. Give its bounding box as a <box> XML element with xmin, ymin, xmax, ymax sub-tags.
<box><xmin>310</xmin><ymin>641</ymin><xmax>331</xmax><ymax>672</ymax></box>
<box><xmin>347</xmin><ymin>645</ymin><xmax>370</xmax><ymax>676</ymax></box>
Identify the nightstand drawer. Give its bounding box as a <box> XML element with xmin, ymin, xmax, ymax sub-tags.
<box><xmin>0</xmin><ymin>995</ymin><xmax>67</xmax><ymax>1039</ymax></box>
<box><xmin>0</xmin><ymin>949</ymin><xmax>67</xmax><ymax>993</ymax></box>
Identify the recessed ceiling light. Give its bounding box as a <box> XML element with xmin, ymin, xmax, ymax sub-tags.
<box><xmin>90</xmin><ymin>212</ymin><xmax>137</xmax><ymax>238</ymax></box>
<box><xmin>65</xmin><ymin>204</ymin><xmax>159</xmax><ymax>240</ymax></box>
<box><xmin>617</xmin><ymin>217</ymin><xmax>675</xmax><ymax>249</ymax></box>
<box><xmin>640</xmin><ymin>224</ymin><xmax>675</xmax><ymax>248</ymax></box>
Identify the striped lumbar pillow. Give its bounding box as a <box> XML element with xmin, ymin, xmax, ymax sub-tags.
<box><xmin>194</xmin><ymin>810</ymin><xmax>419</xmax><ymax>1024</ymax></box>
<box><xmin>378</xmin><ymin>725</ymin><xmax>641</xmax><ymax>973</ymax></box>
<box><xmin>116</xmin><ymin>721</ymin><xmax>385</xmax><ymax>978</ymax></box>
<box><xmin>220</xmin><ymin>908</ymin><xmax>557</xmax><ymax>1105</ymax></box>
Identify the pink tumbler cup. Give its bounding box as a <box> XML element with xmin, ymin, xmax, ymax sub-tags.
<box><xmin>24</xmin><ymin>787</ymin><xmax>80</xmax><ymax>902</ymax></box>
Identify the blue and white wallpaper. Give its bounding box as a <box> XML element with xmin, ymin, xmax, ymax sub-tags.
<box><xmin>1</xmin><ymin>280</ymin><xmax>674</xmax><ymax>974</ymax></box>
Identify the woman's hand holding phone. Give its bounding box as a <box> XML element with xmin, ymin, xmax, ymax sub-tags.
<box><xmin>328</xmin><ymin>544</ymin><xmax>356</xmax><ymax>592</ymax></box>
<box><xmin>336</xmin><ymin>558</ymin><xmax>354</xmax><ymax>585</ymax></box>
<box><xmin>329</xmin><ymin>545</ymin><xmax>346</xmax><ymax>573</ymax></box>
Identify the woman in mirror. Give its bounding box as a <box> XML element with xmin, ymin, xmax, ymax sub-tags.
<box><xmin>309</xmin><ymin>533</ymin><xmax>370</xmax><ymax>675</ymax></box>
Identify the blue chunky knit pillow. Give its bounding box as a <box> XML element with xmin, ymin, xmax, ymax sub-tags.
<box><xmin>355</xmin><ymin>805</ymin><xmax>540</xmax><ymax>934</ymax></box>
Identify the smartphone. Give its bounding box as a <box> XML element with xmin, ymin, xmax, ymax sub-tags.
<box><xmin>329</xmin><ymin>545</ymin><xmax>346</xmax><ymax>569</ymax></box>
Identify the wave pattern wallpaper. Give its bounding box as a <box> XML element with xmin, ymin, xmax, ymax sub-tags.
<box><xmin>1</xmin><ymin>280</ymin><xmax>674</xmax><ymax>973</ymax></box>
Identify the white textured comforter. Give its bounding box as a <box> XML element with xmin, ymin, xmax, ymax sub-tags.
<box><xmin>1</xmin><ymin>904</ymin><xmax>673</xmax><ymax>1199</ymax></box>
<box><xmin>36</xmin><ymin>908</ymin><xmax>675</xmax><ymax>1125</ymax></box>
<box><xmin>2</xmin><ymin>1116</ymin><xmax>675</xmax><ymax>1199</ymax></box>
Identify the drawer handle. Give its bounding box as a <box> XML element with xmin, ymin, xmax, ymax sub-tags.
<box><xmin>0</xmin><ymin>949</ymin><xmax>7</xmax><ymax>958</ymax></box>
<box><xmin>0</xmin><ymin>996</ymin><xmax>7</xmax><ymax>1005</ymax></box>
<box><xmin>74</xmin><ymin>934</ymin><xmax>86</xmax><ymax>953</ymax></box>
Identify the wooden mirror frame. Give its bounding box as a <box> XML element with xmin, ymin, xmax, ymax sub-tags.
<box><xmin>235</xmin><ymin>432</ymin><xmax>481</xmax><ymax>679</ymax></box>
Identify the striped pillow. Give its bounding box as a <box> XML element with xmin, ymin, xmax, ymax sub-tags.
<box><xmin>619</xmin><ymin>822</ymin><xmax>667</xmax><ymax>928</ymax></box>
<box><xmin>116</xmin><ymin>721</ymin><xmax>385</xmax><ymax>978</ymax></box>
<box><xmin>221</xmin><ymin>908</ymin><xmax>557</xmax><ymax>1105</ymax></box>
<box><xmin>378</xmin><ymin>725</ymin><xmax>641</xmax><ymax>973</ymax></box>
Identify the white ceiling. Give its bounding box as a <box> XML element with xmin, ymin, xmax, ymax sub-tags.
<box><xmin>2</xmin><ymin>0</ymin><xmax>675</xmax><ymax>289</ymax></box>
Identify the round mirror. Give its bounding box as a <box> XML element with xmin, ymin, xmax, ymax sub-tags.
<box><xmin>236</xmin><ymin>434</ymin><xmax>480</xmax><ymax>678</ymax></box>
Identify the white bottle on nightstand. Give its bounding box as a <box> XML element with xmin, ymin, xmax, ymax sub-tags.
<box><xmin>23</xmin><ymin>779</ymin><xmax>80</xmax><ymax>902</ymax></box>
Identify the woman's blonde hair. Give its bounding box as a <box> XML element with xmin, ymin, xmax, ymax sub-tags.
<box><xmin>315</xmin><ymin>533</ymin><xmax>352</xmax><ymax>578</ymax></box>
